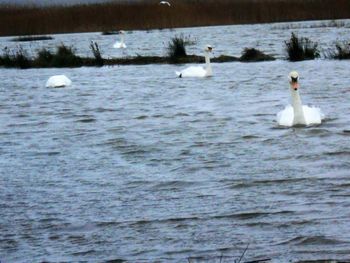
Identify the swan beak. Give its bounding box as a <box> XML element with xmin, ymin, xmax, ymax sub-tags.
<box><xmin>291</xmin><ymin>82</ymin><xmax>299</xmax><ymax>91</ymax></box>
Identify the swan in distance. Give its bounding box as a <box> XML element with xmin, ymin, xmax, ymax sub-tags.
<box><xmin>277</xmin><ymin>71</ymin><xmax>324</xmax><ymax>126</ymax></box>
<box><xmin>113</xmin><ymin>30</ymin><xmax>127</xmax><ymax>49</ymax></box>
<box><xmin>176</xmin><ymin>45</ymin><xmax>213</xmax><ymax>78</ymax></box>
<box><xmin>46</xmin><ymin>75</ymin><xmax>72</xmax><ymax>88</ymax></box>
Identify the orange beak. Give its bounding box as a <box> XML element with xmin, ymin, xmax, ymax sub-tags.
<box><xmin>291</xmin><ymin>82</ymin><xmax>299</xmax><ymax>91</ymax></box>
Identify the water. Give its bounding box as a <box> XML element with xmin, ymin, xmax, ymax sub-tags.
<box><xmin>1</xmin><ymin>20</ymin><xmax>350</xmax><ymax>262</ymax></box>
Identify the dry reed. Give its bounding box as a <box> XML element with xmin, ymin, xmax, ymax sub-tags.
<box><xmin>1</xmin><ymin>0</ymin><xmax>350</xmax><ymax>36</ymax></box>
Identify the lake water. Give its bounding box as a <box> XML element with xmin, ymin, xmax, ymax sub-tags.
<box><xmin>1</xmin><ymin>20</ymin><xmax>350</xmax><ymax>262</ymax></box>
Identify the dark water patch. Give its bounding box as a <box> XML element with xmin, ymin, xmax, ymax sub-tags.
<box><xmin>305</xmin><ymin>128</ymin><xmax>332</xmax><ymax>136</ymax></box>
<box><xmin>324</xmin><ymin>151</ymin><xmax>350</xmax><ymax>157</ymax></box>
<box><xmin>71</xmin><ymin>249</ymin><xmax>97</xmax><ymax>256</ymax></box>
<box><xmin>104</xmin><ymin>258</ymin><xmax>128</xmax><ymax>263</ymax></box>
<box><xmin>277</xmin><ymin>235</ymin><xmax>347</xmax><ymax>246</ymax></box>
<box><xmin>134</xmin><ymin>115</ymin><xmax>148</xmax><ymax>120</ymax></box>
<box><xmin>76</xmin><ymin>118</ymin><xmax>96</xmax><ymax>123</ymax></box>
<box><xmin>130</xmin><ymin>215</ymin><xmax>201</xmax><ymax>226</ymax></box>
<box><xmin>95</xmin><ymin>107</ymin><xmax>117</xmax><ymax>113</ymax></box>
<box><xmin>174</xmin><ymin>112</ymin><xmax>190</xmax><ymax>117</ymax></box>
<box><xmin>151</xmin><ymin>180</ymin><xmax>198</xmax><ymax>190</ymax></box>
<box><xmin>104</xmin><ymin>259</ymin><xmax>126</xmax><ymax>263</ymax></box>
<box><xmin>212</xmin><ymin>210</ymin><xmax>294</xmax><ymax>221</ymax></box>
<box><xmin>241</xmin><ymin>134</ymin><xmax>260</xmax><ymax>139</ymax></box>
<box><xmin>31</xmin><ymin>151</ymin><xmax>61</xmax><ymax>156</ymax></box>
<box><xmin>227</xmin><ymin>177</ymin><xmax>311</xmax><ymax>189</ymax></box>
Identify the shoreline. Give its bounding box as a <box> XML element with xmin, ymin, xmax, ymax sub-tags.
<box><xmin>1</xmin><ymin>0</ymin><xmax>350</xmax><ymax>36</ymax></box>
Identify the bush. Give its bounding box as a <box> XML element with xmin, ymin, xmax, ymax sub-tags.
<box><xmin>35</xmin><ymin>48</ymin><xmax>54</xmax><ymax>66</ymax></box>
<box><xmin>167</xmin><ymin>35</ymin><xmax>187</xmax><ymax>62</ymax></box>
<box><xmin>285</xmin><ymin>32</ymin><xmax>320</xmax><ymax>61</ymax></box>
<box><xmin>239</xmin><ymin>48</ymin><xmax>275</xmax><ymax>62</ymax></box>
<box><xmin>327</xmin><ymin>41</ymin><xmax>350</xmax><ymax>59</ymax></box>
<box><xmin>0</xmin><ymin>46</ymin><xmax>31</xmax><ymax>68</ymax></box>
<box><xmin>51</xmin><ymin>44</ymin><xmax>82</xmax><ymax>67</ymax></box>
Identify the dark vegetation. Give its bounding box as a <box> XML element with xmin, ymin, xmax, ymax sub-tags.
<box><xmin>2</xmin><ymin>33</ymin><xmax>350</xmax><ymax>69</ymax></box>
<box><xmin>285</xmin><ymin>32</ymin><xmax>320</xmax><ymax>61</ymax></box>
<box><xmin>167</xmin><ymin>35</ymin><xmax>187</xmax><ymax>62</ymax></box>
<box><xmin>326</xmin><ymin>41</ymin><xmax>350</xmax><ymax>59</ymax></box>
<box><xmin>11</xmin><ymin>35</ymin><xmax>53</xmax><ymax>42</ymax></box>
<box><xmin>1</xmin><ymin>0</ymin><xmax>350</xmax><ymax>36</ymax></box>
<box><xmin>239</xmin><ymin>48</ymin><xmax>275</xmax><ymax>62</ymax></box>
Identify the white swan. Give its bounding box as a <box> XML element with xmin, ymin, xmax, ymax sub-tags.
<box><xmin>176</xmin><ymin>45</ymin><xmax>213</xmax><ymax>78</ymax></box>
<box><xmin>277</xmin><ymin>71</ymin><xmax>324</xmax><ymax>127</ymax></box>
<box><xmin>46</xmin><ymin>75</ymin><xmax>72</xmax><ymax>88</ymax></box>
<box><xmin>113</xmin><ymin>30</ymin><xmax>127</xmax><ymax>49</ymax></box>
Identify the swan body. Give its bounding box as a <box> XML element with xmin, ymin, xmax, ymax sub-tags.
<box><xmin>277</xmin><ymin>71</ymin><xmax>324</xmax><ymax>126</ymax></box>
<box><xmin>113</xmin><ymin>30</ymin><xmax>127</xmax><ymax>49</ymax></box>
<box><xmin>176</xmin><ymin>45</ymin><xmax>213</xmax><ymax>78</ymax></box>
<box><xmin>46</xmin><ymin>75</ymin><xmax>71</xmax><ymax>88</ymax></box>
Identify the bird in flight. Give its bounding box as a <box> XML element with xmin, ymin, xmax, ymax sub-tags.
<box><xmin>159</xmin><ymin>1</ymin><xmax>171</xmax><ymax>6</ymax></box>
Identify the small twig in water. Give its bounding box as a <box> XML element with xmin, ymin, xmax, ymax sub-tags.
<box><xmin>237</xmin><ymin>243</ymin><xmax>249</xmax><ymax>263</ymax></box>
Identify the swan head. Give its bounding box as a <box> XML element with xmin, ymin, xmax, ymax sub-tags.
<box><xmin>205</xmin><ymin>45</ymin><xmax>213</xmax><ymax>53</ymax></box>
<box><xmin>288</xmin><ymin>71</ymin><xmax>299</xmax><ymax>91</ymax></box>
<box><xmin>119</xmin><ymin>30</ymin><xmax>125</xmax><ymax>35</ymax></box>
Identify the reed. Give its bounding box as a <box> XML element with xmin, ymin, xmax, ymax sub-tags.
<box><xmin>1</xmin><ymin>0</ymin><xmax>350</xmax><ymax>36</ymax></box>
<box><xmin>285</xmin><ymin>32</ymin><xmax>320</xmax><ymax>61</ymax></box>
<box><xmin>89</xmin><ymin>41</ymin><xmax>104</xmax><ymax>66</ymax></box>
<box><xmin>326</xmin><ymin>41</ymin><xmax>350</xmax><ymax>59</ymax></box>
<box><xmin>167</xmin><ymin>35</ymin><xmax>187</xmax><ymax>62</ymax></box>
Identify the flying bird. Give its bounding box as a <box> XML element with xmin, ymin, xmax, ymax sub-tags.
<box><xmin>159</xmin><ymin>1</ymin><xmax>171</xmax><ymax>6</ymax></box>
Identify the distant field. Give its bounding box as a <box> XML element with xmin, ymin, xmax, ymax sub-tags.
<box><xmin>1</xmin><ymin>0</ymin><xmax>350</xmax><ymax>36</ymax></box>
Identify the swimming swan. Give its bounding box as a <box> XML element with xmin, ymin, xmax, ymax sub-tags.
<box><xmin>277</xmin><ymin>71</ymin><xmax>324</xmax><ymax>126</ymax></box>
<box><xmin>46</xmin><ymin>75</ymin><xmax>72</xmax><ymax>88</ymax></box>
<box><xmin>113</xmin><ymin>30</ymin><xmax>127</xmax><ymax>49</ymax></box>
<box><xmin>176</xmin><ymin>45</ymin><xmax>213</xmax><ymax>78</ymax></box>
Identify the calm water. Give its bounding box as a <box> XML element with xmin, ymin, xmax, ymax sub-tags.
<box><xmin>1</xmin><ymin>20</ymin><xmax>350</xmax><ymax>262</ymax></box>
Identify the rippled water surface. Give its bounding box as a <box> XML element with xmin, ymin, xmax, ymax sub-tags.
<box><xmin>1</xmin><ymin>20</ymin><xmax>350</xmax><ymax>262</ymax></box>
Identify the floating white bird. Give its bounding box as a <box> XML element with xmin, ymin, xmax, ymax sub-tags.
<box><xmin>159</xmin><ymin>1</ymin><xmax>171</xmax><ymax>6</ymax></box>
<box><xmin>276</xmin><ymin>71</ymin><xmax>324</xmax><ymax>127</ymax></box>
<box><xmin>46</xmin><ymin>75</ymin><xmax>72</xmax><ymax>88</ymax></box>
<box><xmin>113</xmin><ymin>30</ymin><xmax>127</xmax><ymax>49</ymax></box>
<box><xmin>176</xmin><ymin>45</ymin><xmax>213</xmax><ymax>78</ymax></box>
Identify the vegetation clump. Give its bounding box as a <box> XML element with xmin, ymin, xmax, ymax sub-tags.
<box><xmin>89</xmin><ymin>41</ymin><xmax>104</xmax><ymax>66</ymax></box>
<box><xmin>285</xmin><ymin>32</ymin><xmax>320</xmax><ymax>61</ymax></box>
<box><xmin>0</xmin><ymin>46</ymin><xmax>31</xmax><ymax>69</ymax></box>
<box><xmin>327</xmin><ymin>41</ymin><xmax>350</xmax><ymax>59</ymax></box>
<box><xmin>51</xmin><ymin>44</ymin><xmax>82</xmax><ymax>67</ymax></box>
<box><xmin>167</xmin><ymin>35</ymin><xmax>187</xmax><ymax>63</ymax></box>
<box><xmin>11</xmin><ymin>35</ymin><xmax>53</xmax><ymax>42</ymax></box>
<box><xmin>239</xmin><ymin>48</ymin><xmax>275</xmax><ymax>62</ymax></box>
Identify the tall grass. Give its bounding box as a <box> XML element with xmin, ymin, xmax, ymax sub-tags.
<box><xmin>285</xmin><ymin>32</ymin><xmax>320</xmax><ymax>61</ymax></box>
<box><xmin>89</xmin><ymin>41</ymin><xmax>103</xmax><ymax>66</ymax></box>
<box><xmin>326</xmin><ymin>41</ymin><xmax>350</xmax><ymax>59</ymax></box>
<box><xmin>167</xmin><ymin>35</ymin><xmax>187</xmax><ymax>62</ymax></box>
<box><xmin>1</xmin><ymin>0</ymin><xmax>350</xmax><ymax>36</ymax></box>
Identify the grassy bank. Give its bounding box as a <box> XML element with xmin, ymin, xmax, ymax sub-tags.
<box><xmin>0</xmin><ymin>40</ymin><xmax>277</xmax><ymax>69</ymax></box>
<box><xmin>1</xmin><ymin>0</ymin><xmax>350</xmax><ymax>36</ymax></box>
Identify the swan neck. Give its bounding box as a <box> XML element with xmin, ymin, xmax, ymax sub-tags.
<box><xmin>290</xmin><ymin>87</ymin><xmax>306</xmax><ymax>124</ymax></box>
<box><xmin>120</xmin><ymin>34</ymin><xmax>124</xmax><ymax>44</ymax></box>
<box><xmin>205</xmin><ymin>52</ymin><xmax>212</xmax><ymax>76</ymax></box>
